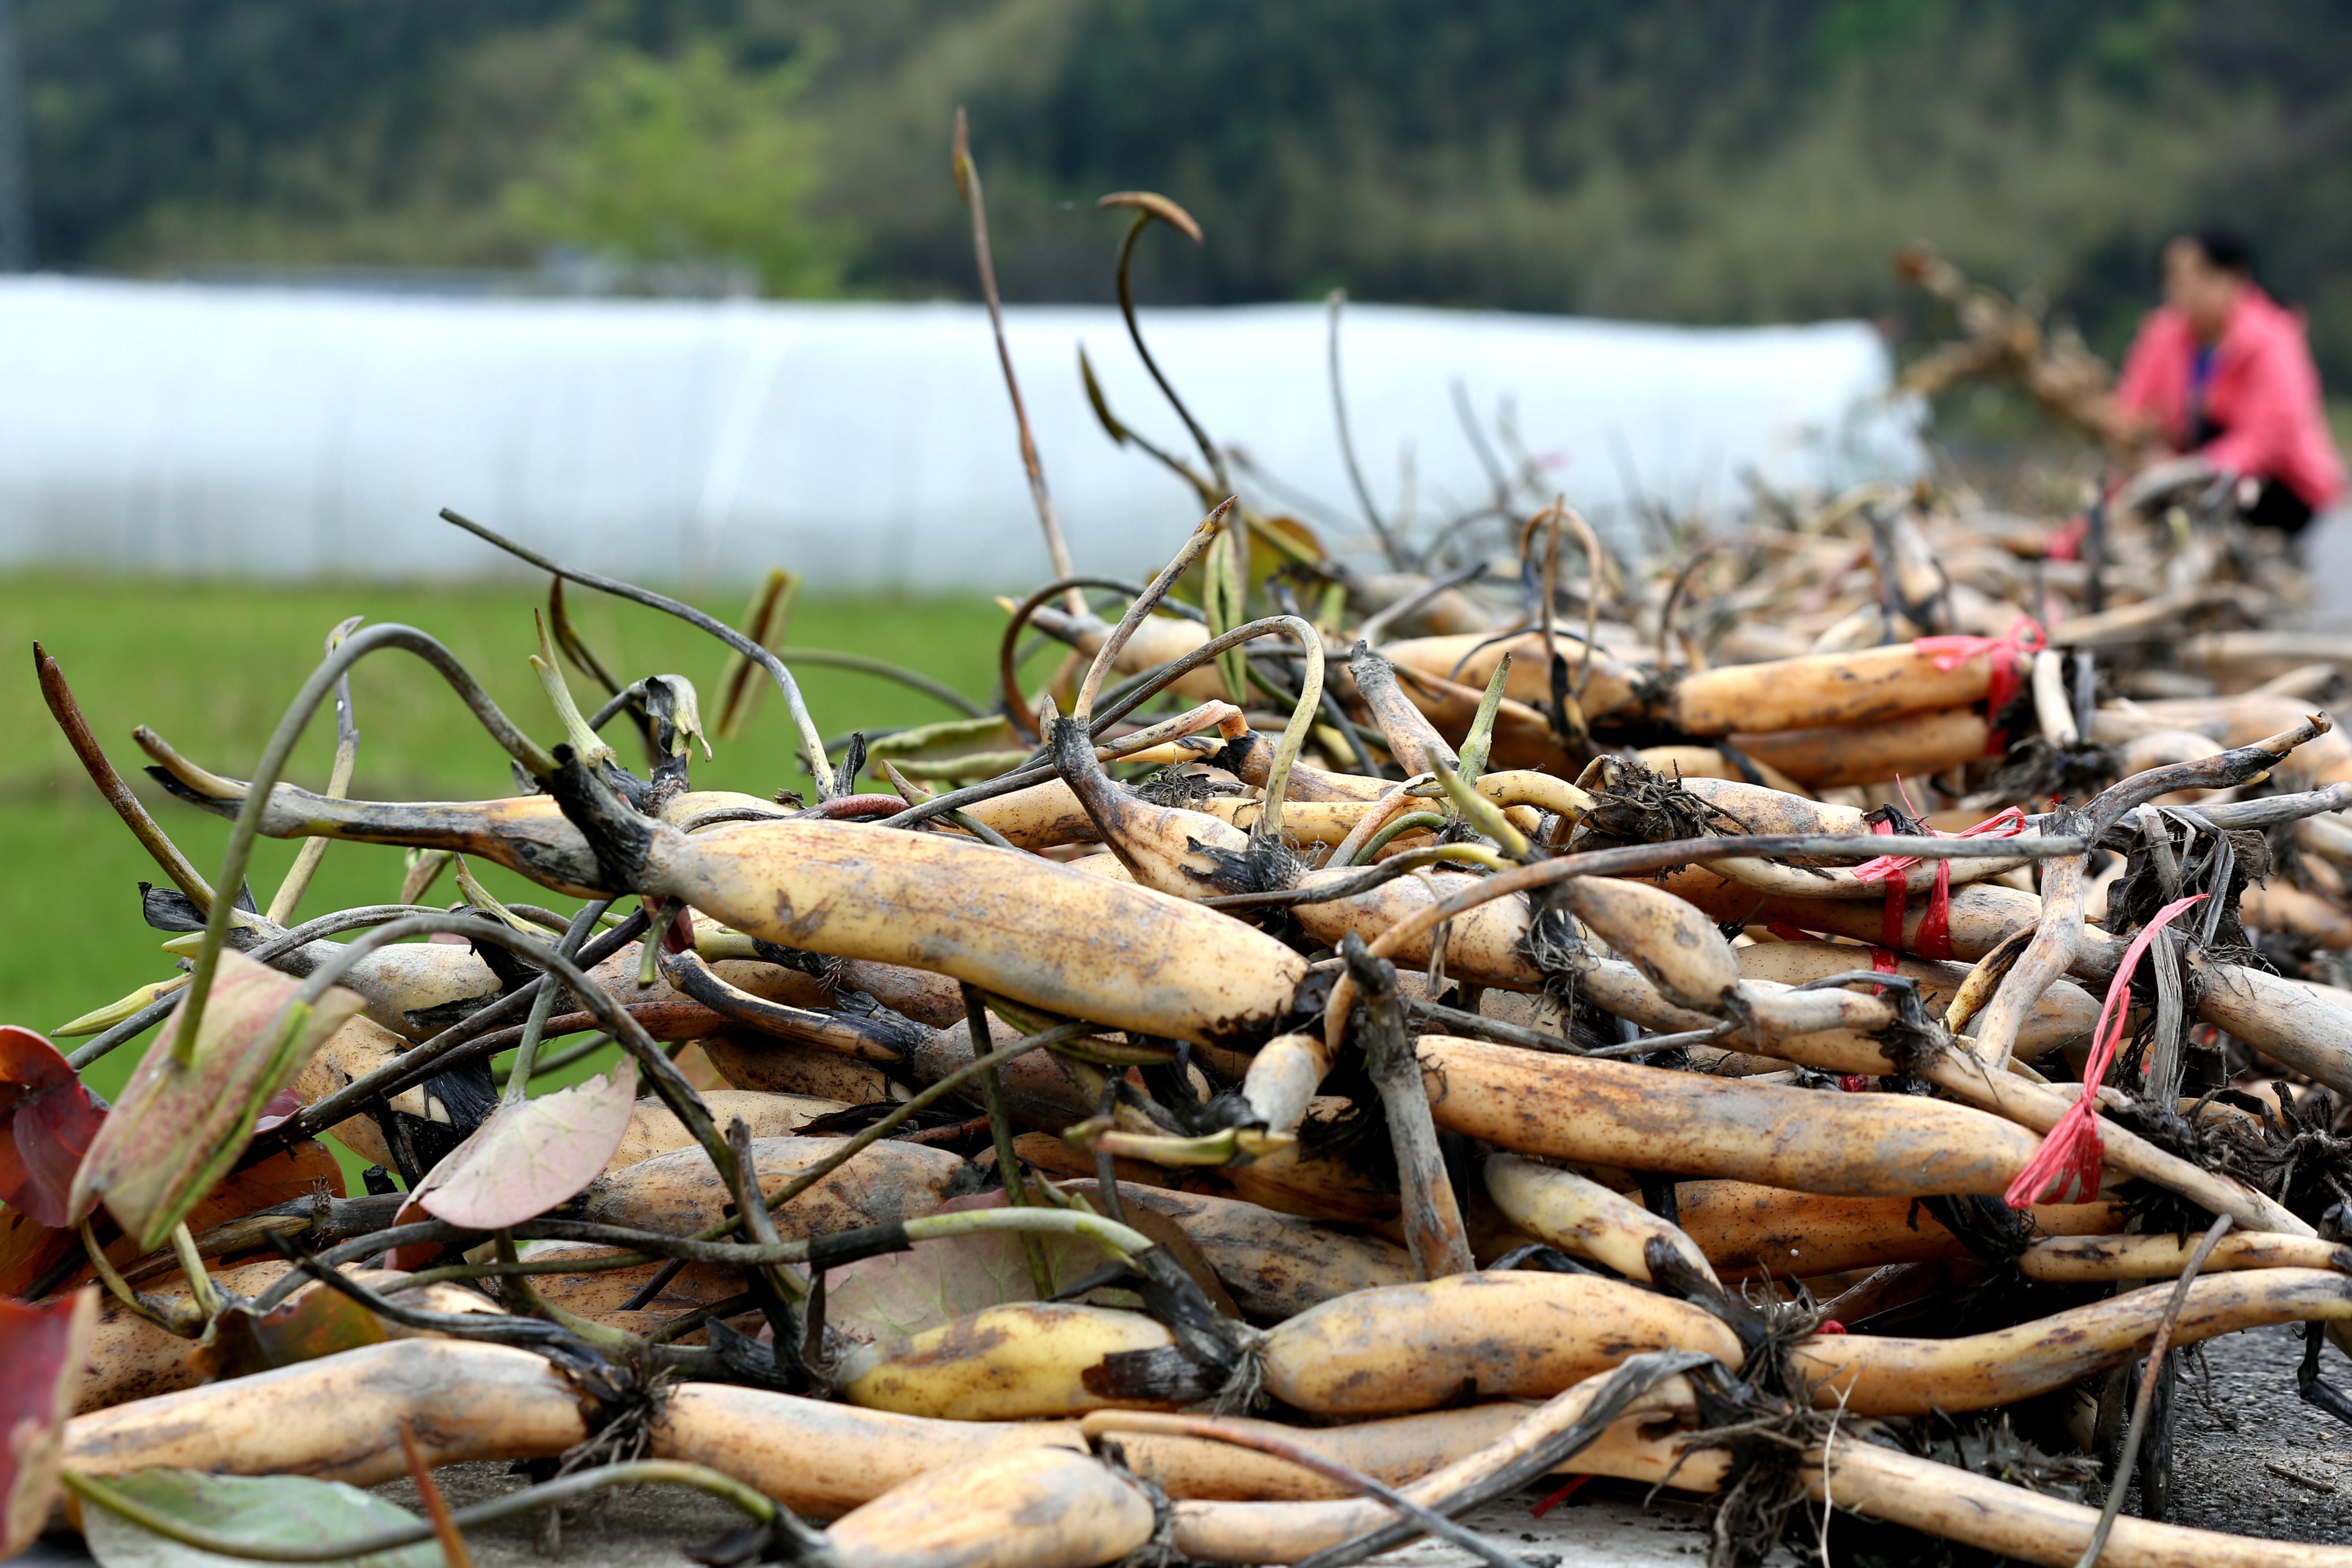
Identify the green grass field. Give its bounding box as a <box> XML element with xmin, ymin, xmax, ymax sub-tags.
<box><xmin>0</xmin><ymin>573</ymin><xmax>1026</xmax><ymax>1185</ymax></box>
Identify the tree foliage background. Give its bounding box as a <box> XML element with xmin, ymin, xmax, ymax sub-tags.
<box><xmin>23</xmin><ymin>0</ymin><xmax>2352</xmax><ymax>377</ymax></box>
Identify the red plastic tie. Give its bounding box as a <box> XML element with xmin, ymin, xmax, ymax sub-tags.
<box><xmin>2045</xmin><ymin>513</ymin><xmax>2089</xmax><ymax>562</ymax></box>
<box><xmin>1913</xmin><ymin>615</ymin><xmax>2047</xmax><ymax>754</ymax></box>
<box><xmin>1767</xmin><ymin>921</ymin><xmax>1822</xmax><ymax>944</ymax></box>
<box><xmin>1531</xmin><ymin>1475</ymin><xmax>1592</xmax><ymax>1518</ymax></box>
<box><xmin>1854</xmin><ymin>804</ymin><xmax>2026</xmax><ymax>963</ymax></box>
<box><xmin>1839</xmin><ymin>1074</ymin><xmax>1873</xmax><ymax>1093</ymax></box>
<box><xmin>1863</xmin><ymin>939</ymin><xmax>1901</xmax><ymax>1009</ymax></box>
<box><xmin>2001</xmin><ymin>894</ymin><xmax>2207</xmax><ymax>1210</ymax></box>
<box><xmin>1916</xmin><ymin>865</ymin><xmax>1958</xmax><ymax>961</ymax></box>
<box><xmin>1866</xmin><ymin>817</ymin><xmax>1906</xmax><ymax>951</ymax></box>
<box><xmin>1817</xmin><ymin>1320</ymin><xmax>1847</xmax><ymax>1335</ymax></box>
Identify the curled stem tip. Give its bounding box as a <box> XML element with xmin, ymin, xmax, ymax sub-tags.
<box><xmin>35</xmin><ymin>642</ymin><xmax>216</xmax><ymax>909</ymax></box>
<box><xmin>1101</xmin><ymin>192</ymin><xmax>1224</xmax><ymax>490</ymax></box>
<box><xmin>960</xmin><ymin>111</ymin><xmax>1079</xmax><ymax>612</ymax></box>
<box><xmin>439</xmin><ymin>508</ymin><xmax>837</xmax><ymax>797</ymax></box>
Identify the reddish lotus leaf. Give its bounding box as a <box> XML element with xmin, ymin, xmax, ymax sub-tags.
<box><xmin>2</xmin><ymin>1286</ymin><xmax>97</xmax><ymax>1556</ymax></box>
<box><xmin>69</xmin><ymin>951</ymin><xmax>362</xmax><ymax>1252</ymax></box>
<box><xmin>824</xmin><ymin>1197</ymin><xmax>1093</xmax><ymax>1346</ymax></box>
<box><xmin>0</xmin><ymin>1207</ymin><xmax>79</xmax><ymax>1302</ymax></box>
<box><xmin>1049</xmin><ymin>1182</ymin><xmax>1239</xmax><ymax>1315</ymax></box>
<box><xmin>413</xmin><ymin>1058</ymin><xmax>639</xmax><ymax>1231</ymax></box>
<box><xmin>187</xmin><ymin>1139</ymin><xmax>343</xmax><ymax>1228</ymax></box>
<box><xmin>251</xmin><ymin>1086</ymin><xmax>302</xmax><ymax>1133</ymax></box>
<box><xmin>20</xmin><ymin>1141</ymin><xmax>348</xmax><ymax>1301</ymax></box>
<box><xmin>379</xmin><ymin>1196</ymin><xmax>433</xmax><ymax>1274</ymax></box>
<box><xmin>193</xmin><ymin>1284</ymin><xmax>388</xmax><ymax>1382</ymax></box>
<box><xmin>0</xmin><ymin>1026</ymin><xmax>107</xmax><ymax>1228</ymax></box>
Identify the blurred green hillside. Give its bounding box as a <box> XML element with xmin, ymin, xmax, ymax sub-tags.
<box><xmin>22</xmin><ymin>1</ymin><xmax>2352</xmax><ymax>381</ymax></box>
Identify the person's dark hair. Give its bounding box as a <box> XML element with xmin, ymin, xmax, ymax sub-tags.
<box><xmin>2169</xmin><ymin>227</ymin><xmax>2255</xmax><ymax>279</ymax></box>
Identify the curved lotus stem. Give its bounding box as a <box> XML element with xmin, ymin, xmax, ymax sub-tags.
<box><xmin>172</xmin><ymin>625</ymin><xmax>555</xmax><ymax>1067</ymax></box>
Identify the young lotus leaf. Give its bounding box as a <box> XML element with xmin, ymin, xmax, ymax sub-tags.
<box><xmin>0</xmin><ymin>1025</ymin><xmax>108</xmax><ymax>1227</ymax></box>
<box><xmin>412</xmin><ymin>1058</ymin><xmax>639</xmax><ymax>1232</ymax></box>
<box><xmin>67</xmin><ymin>950</ymin><xmax>362</xmax><ymax>1253</ymax></box>
<box><xmin>79</xmin><ymin>1471</ymin><xmax>439</xmax><ymax>1568</ymax></box>
<box><xmin>823</xmin><ymin>1190</ymin><xmax>1236</xmax><ymax>1345</ymax></box>
<box><xmin>2</xmin><ymin>1287</ymin><xmax>97</xmax><ymax>1558</ymax></box>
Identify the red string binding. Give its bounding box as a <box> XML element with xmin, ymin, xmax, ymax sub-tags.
<box><xmin>1853</xmin><ymin>804</ymin><xmax>2026</xmax><ymax>964</ymax></box>
<box><xmin>2001</xmin><ymin>893</ymin><xmax>2208</xmax><ymax>1210</ymax></box>
<box><xmin>1864</xmin><ymin>817</ymin><xmax>1905</xmax><ymax>951</ymax></box>
<box><xmin>1530</xmin><ymin>1475</ymin><xmax>1591</xmax><ymax>1517</ymax></box>
<box><xmin>1913</xmin><ymin>615</ymin><xmax>2047</xmax><ymax>754</ymax></box>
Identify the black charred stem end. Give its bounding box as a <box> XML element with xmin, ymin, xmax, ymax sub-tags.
<box><xmin>543</xmin><ymin>742</ymin><xmax>657</xmax><ymax>893</ymax></box>
<box><xmin>1047</xmin><ymin>713</ymin><xmax>1099</xmax><ymax>781</ymax></box>
<box><xmin>1047</xmin><ymin>713</ymin><xmax>1133</xmax><ymax>850</ymax></box>
<box><xmin>1184</xmin><ymin>833</ymin><xmax>1303</xmax><ymax>898</ymax></box>
<box><xmin>143</xmin><ymin>764</ymin><xmax>233</xmax><ymax>814</ymax></box>
<box><xmin>640</xmin><ymin>678</ymin><xmax>695</xmax><ymax>794</ymax></box>
<box><xmin>1643</xmin><ymin>1237</ymin><xmax>1764</xmax><ymax>1352</ymax></box>
<box><xmin>701</xmin><ymin>1317</ymin><xmax>800</xmax><ymax>1394</ymax></box>
<box><xmin>666</xmin><ymin>950</ymin><xmax>917</xmax><ymax>1063</ymax></box>
<box><xmin>2301</xmin><ymin>1319</ymin><xmax>2352</xmax><ymax>1431</ymax></box>
<box><xmin>1209</xmin><ymin>730</ymin><xmax>1271</xmax><ymax>780</ymax></box>
<box><xmin>1486</xmin><ymin>1242</ymin><xmax>1601</xmax><ymax>1276</ymax></box>
<box><xmin>1128</xmin><ymin>1241</ymin><xmax>1250</xmax><ymax>1377</ymax></box>
<box><xmin>1920</xmin><ymin>1194</ymin><xmax>2035</xmax><ymax>1264</ymax></box>
<box><xmin>1338</xmin><ymin>932</ymin><xmax>1405</xmax><ymax>1079</ymax></box>
<box><xmin>686</xmin><ymin>1501</ymin><xmax>841</xmax><ymax>1568</ymax></box>
<box><xmin>1820</xmin><ymin>970</ymin><xmax>1952</xmax><ymax>1077</ymax></box>
<box><xmin>1271</xmin><ymin>966</ymin><xmax>1337</xmax><ymax>1041</ymax></box>
<box><xmin>752</xmin><ymin>937</ymin><xmax>846</xmax><ymax>987</ymax></box>
<box><xmin>1083</xmin><ymin>1344</ymin><xmax>1221</xmax><ymax>1407</ymax></box>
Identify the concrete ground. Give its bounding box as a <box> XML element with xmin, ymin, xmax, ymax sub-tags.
<box><xmin>2167</xmin><ymin>1323</ymin><xmax>2352</xmax><ymax>1540</ymax></box>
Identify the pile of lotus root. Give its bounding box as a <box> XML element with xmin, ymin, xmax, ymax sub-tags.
<box><xmin>18</xmin><ymin>200</ymin><xmax>2352</xmax><ymax>1568</ymax></box>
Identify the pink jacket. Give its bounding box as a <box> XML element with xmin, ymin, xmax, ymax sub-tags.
<box><xmin>2114</xmin><ymin>287</ymin><xmax>2345</xmax><ymax>510</ymax></box>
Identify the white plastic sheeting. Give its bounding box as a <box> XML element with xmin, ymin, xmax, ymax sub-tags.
<box><xmin>0</xmin><ymin>275</ymin><xmax>1919</xmax><ymax>586</ymax></box>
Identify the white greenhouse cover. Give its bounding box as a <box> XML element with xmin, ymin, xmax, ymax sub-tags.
<box><xmin>0</xmin><ymin>275</ymin><xmax>1919</xmax><ymax>587</ymax></box>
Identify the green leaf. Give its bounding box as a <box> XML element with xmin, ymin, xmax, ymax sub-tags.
<box><xmin>69</xmin><ymin>950</ymin><xmax>363</xmax><ymax>1252</ymax></box>
<box><xmin>412</xmin><ymin>1059</ymin><xmax>639</xmax><ymax>1231</ymax></box>
<box><xmin>864</xmin><ymin>714</ymin><xmax>1020</xmax><ymax>765</ymax></box>
<box><xmin>2</xmin><ymin>1287</ymin><xmax>96</xmax><ymax>1559</ymax></box>
<box><xmin>81</xmin><ymin>1471</ymin><xmax>440</xmax><ymax>1568</ymax></box>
